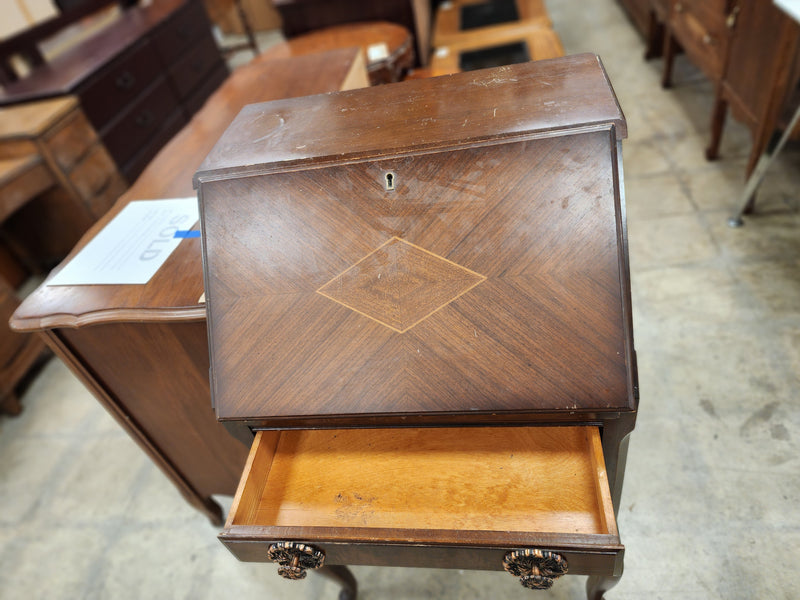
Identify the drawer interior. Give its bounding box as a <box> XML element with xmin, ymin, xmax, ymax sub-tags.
<box><xmin>226</xmin><ymin>426</ymin><xmax>617</xmax><ymax>539</ymax></box>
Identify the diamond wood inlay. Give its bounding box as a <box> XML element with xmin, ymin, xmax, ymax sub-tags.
<box><xmin>317</xmin><ymin>237</ymin><xmax>486</xmax><ymax>333</ymax></box>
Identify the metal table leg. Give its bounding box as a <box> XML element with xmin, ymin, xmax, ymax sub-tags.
<box><xmin>729</xmin><ymin>98</ymin><xmax>800</xmax><ymax>227</ymax></box>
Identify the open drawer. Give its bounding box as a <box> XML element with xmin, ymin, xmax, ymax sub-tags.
<box><xmin>220</xmin><ymin>426</ymin><xmax>623</xmax><ymax>588</ymax></box>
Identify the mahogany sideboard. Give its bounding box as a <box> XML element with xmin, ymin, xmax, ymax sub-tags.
<box><xmin>196</xmin><ymin>54</ymin><xmax>637</xmax><ymax>598</ymax></box>
<box><xmin>9</xmin><ymin>48</ymin><xmax>370</xmax><ymax>525</ymax></box>
<box><xmin>0</xmin><ymin>0</ymin><xmax>227</xmax><ymax>183</ymax></box>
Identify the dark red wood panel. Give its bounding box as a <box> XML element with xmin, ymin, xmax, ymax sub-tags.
<box><xmin>202</xmin><ymin>128</ymin><xmax>632</xmax><ymax>424</ymax></box>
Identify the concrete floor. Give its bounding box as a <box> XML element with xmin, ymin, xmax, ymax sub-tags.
<box><xmin>2</xmin><ymin>0</ymin><xmax>800</xmax><ymax>598</ymax></box>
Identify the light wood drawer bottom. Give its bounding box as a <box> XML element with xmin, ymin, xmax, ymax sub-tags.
<box><xmin>221</xmin><ymin>426</ymin><xmax>623</xmax><ymax>583</ymax></box>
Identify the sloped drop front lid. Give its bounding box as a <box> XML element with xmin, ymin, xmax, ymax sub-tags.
<box><xmin>197</xmin><ymin>54</ymin><xmax>635</xmax><ymax>427</ymax></box>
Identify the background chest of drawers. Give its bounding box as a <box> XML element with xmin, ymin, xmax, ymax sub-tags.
<box><xmin>195</xmin><ymin>54</ymin><xmax>638</xmax><ymax>599</ymax></box>
<box><xmin>0</xmin><ymin>0</ymin><xmax>228</xmax><ymax>183</ymax></box>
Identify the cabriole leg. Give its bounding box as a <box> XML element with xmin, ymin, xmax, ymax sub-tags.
<box><xmin>586</xmin><ymin>574</ymin><xmax>621</xmax><ymax>600</ymax></box>
<box><xmin>317</xmin><ymin>565</ymin><xmax>358</xmax><ymax>600</ymax></box>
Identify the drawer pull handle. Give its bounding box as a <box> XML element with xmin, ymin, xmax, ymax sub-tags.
<box><xmin>267</xmin><ymin>542</ymin><xmax>325</xmax><ymax>580</ymax></box>
<box><xmin>503</xmin><ymin>549</ymin><xmax>568</xmax><ymax>590</ymax></box>
<box><xmin>727</xmin><ymin>5</ymin><xmax>740</xmax><ymax>29</ymax></box>
<box><xmin>135</xmin><ymin>110</ymin><xmax>155</xmax><ymax>128</ymax></box>
<box><xmin>115</xmin><ymin>71</ymin><xmax>136</xmax><ymax>90</ymax></box>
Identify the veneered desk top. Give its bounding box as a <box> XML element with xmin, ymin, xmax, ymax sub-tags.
<box><xmin>10</xmin><ymin>47</ymin><xmax>368</xmax><ymax>332</ymax></box>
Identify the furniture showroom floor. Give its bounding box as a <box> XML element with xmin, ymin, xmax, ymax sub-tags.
<box><xmin>2</xmin><ymin>1</ymin><xmax>798</xmax><ymax>598</ymax></box>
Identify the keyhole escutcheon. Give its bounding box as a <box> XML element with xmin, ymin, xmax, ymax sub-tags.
<box><xmin>385</xmin><ymin>172</ymin><xmax>396</xmax><ymax>191</ymax></box>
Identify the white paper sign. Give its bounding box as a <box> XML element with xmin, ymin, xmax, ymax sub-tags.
<box><xmin>47</xmin><ymin>198</ymin><xmax>199</xmax><ymax>286</ymax></box>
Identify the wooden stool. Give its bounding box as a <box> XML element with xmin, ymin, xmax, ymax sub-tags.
<box><xmin>434</xmin><ymin>0</ymin><xmax>553</xmax><ymax>46</ymax></box>
<box><xmin>430</xmin><ymin>23</ymin><xmax>564</xmax><ymax>76</ymax></box>
<box><xmin>265</xmin><ymin>22</ymin><xmax>415</xmax><ymax>84</ymax></box>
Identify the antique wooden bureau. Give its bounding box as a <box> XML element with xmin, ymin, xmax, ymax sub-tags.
<box><xmin>194</xmin><ymin>54</ymin><xmax>637</xmax><ymax>599</ymax></box>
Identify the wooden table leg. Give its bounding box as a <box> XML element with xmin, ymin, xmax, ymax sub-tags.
<box><xmin>661</xmin><ymin>31</ymin><xmax>676</xmax><ymax>88</ymax></box>
<box><xmin>602</xmin><ymin>412</ymin><xmax>637</xmax><ymax>515</ymax></box>
<box><xmin>317</xmin><ymin>565</ymin><xmax>358</xmax><ymax>600</ymax></box>
<box><xmin>586</xmin><ymin>574</ymin><xmax>621</xmax><ymax>600</ymax></box>
<box><xmin>706</xmin><ymin>93</ymin><xmax>728</xmax><ymax>161</ymax></box>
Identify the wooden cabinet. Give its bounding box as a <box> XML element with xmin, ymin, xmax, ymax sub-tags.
<box><xmin>0</xmin><ymin>0</ymin><xmax>228</xmax><ymax>183</ymax></box>
<box><xmin>661</xmin><ymin>0</ymin><xmax>737</xmax><ymax>87</ymax></box>
<box><xmin>196</xmin><ymin>54</ymin><xmax>636</xmax><ymax>598</ymax></box>
<box><xmin>74</xmin><ymin>0</ymin><xmax>228</xmax><ymax>182</ymax></box>
<box><xmin>0</xmin><ymin>275</ymin><xmax>45</xmax><ymax>415</ymax></box>
<box><xmin>649</xmin><ymin>0</ymin><xmax>800</xmax><ymax>175</ymax></box>
<box><xmin>0</xmin><ymin>96</ymin><xmax>126</xmax><ymax>266</ymax></box>
<box><xmin>713</xmin><ymin>1</ymin><xmax>800</xmax><ymax>174</ymax></box>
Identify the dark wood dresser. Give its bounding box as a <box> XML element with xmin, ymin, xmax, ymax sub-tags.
<box><xmin>0</xmin><ymin>0</ymin><xmax>227</xmax><ymax>183</ymax></box>
<box><xmin>195</xmin><ymin>54</ymin><xmax>637</xmax><ymax>599</ymax></box>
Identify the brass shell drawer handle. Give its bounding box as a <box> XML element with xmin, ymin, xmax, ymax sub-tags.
<box><xmin>503</xmin><ymin>549</ymin><xmax>568</xmax><ymax>590</ymax></box>
<box><xmin>267</xmin><ymin>542</ymin><xmax>325</xmax><ymax>580</ymax></box>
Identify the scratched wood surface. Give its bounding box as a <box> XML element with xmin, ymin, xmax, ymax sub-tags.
<box><xmin>197</xmin><ymin>55</ymin><xmax>634</xmax><ymax>427</ymax></box>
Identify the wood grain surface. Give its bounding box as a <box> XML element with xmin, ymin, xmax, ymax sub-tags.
<box><xmin>236</xmin><ymin>427</ymin><xmax>614</xmax><ymax>533</ymax></box>
<box><xmin>221</xmin><ymin>426</ymin><xmax>623</xmax><ymax>574</ymax></box>
<box><xmin>199</xmin><ymin>56</ymin><xmax>632</xmax><ymax>426</ymax></box>
<box><xmin>195</xmin><ymin>54</ymin><xmax>626</xmax><ymax>182</ymax></box>
<box><xmin>9</xmin><ymin>48</ymin><xmax>368</xmax><ymax>332</ymax></box>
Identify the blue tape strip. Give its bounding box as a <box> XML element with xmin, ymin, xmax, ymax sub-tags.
<box><xmin>174</xmin><ymin>230</ymin><xmax>201</xmax><ymax>239</ymax></box>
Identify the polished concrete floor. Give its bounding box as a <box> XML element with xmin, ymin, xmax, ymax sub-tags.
<box><xmin>2</xmin><ymin>1</ymin><xmax>799</xmax><ymax>598</ymax></box>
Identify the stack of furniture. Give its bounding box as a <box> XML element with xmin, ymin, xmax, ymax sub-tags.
<box><xmin>617</xmin><ymin>0</ymin><xmax>800</xmax><ymax>179</ymax></box>
<box><xmin>0</xmin><ymin>0</ymin><xmax>228</xmax><ymax>183</ymax></box>
<box><xmin>195</xmin><ymin>54</ymin><xmax>636</xmax><ymax>600</ymax></box>
<box><xmin>429</xmin><ymin>0</ymin><xmax>564</xmax><ymax>76</ymax></box>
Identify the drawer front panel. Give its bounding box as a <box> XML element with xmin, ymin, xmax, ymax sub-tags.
<box><xmin>153</xmin><ymin>0</ymin><xmax>212</xmax><ymax>65</ymax></box>
<box><xmin>183</xmin><ymin>62</ymin><xmax>229</xmax><ymax>117</ymax></box>
<box><xmin>119</xmin><ymin>108</ymin><xmax>186</xmax><ymax>183</ymax></box>
<box><xmin>670</xmin><ymin>0</ymin><xmax>731</xmax><ymax>79</ymax></box>
<box><xmin>83</xmin><ymin>173</ymin><xmax>127</xmax><ymax>218</ymax></box>
<box><xmin>168</xmin><ymin>32</ymin><xmax>224</xmax><ymax>100</ymax></box>
<box><xmin>102</xmin><ymin>77</ymin><xmax>179</xmax><ymax>167</ymax></box>
<box><xmin>45</xmin><ymin>109</ymin><xmax>98</xmax><ymax>172</ymax></box>
<box><xmin>80</xmin><ymin>41</ymin><xmax>162</xmax><ymax>130</ymax></box>
<box><xmin>69</xmin><ymin>144</ymin><xmax>117</xmax><ymax>201</ymax></box>
<box><xmin>221</xmin><ymin>538</ymin><xmax>624</xmax><ymax>577</ymax></box>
